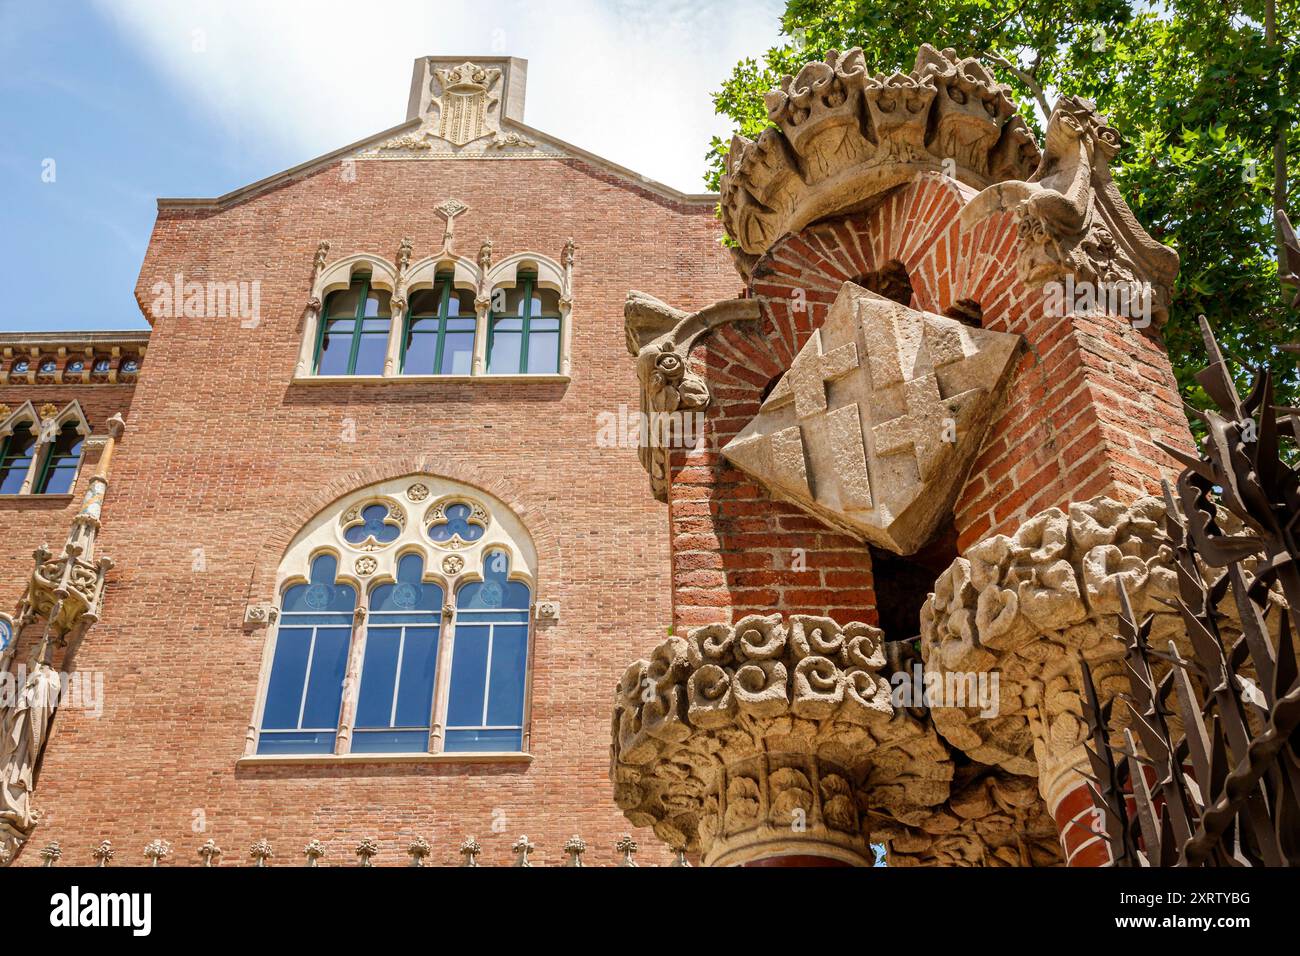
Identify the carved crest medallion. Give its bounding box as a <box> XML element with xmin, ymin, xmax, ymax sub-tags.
<box><xmin>722</xmin><ymin>282</ymin><xmax>1021</xmax><ymax>554</ymax></box>
<box><xmin>433</xmin><ymin>62</ymin><xmax>502</xmax><ymax>146</ymax></box>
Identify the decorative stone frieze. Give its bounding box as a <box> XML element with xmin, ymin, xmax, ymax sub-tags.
<box><xmin>623</xmin><ymin>291</ymin><xmax>761</xmax><ymax>501</ymax></box>
<box><xmin>720</xmin><ymin>44</ymin><xmax>1040</xmax><ymax>262</ymax></box>
<box><xmin>610</xmin><ymin>613</ymin><xmax>953</xmax><ymax>866</ymax></box>
<box><xmin>723</xmin><ymin>282</ymin><xmax>1021</xmax><ymax>554</ymax></box>
<box><xmin>919</xmin><ymin>496</ymin><xmax>1186</xmax><ymax>808</ymax></box>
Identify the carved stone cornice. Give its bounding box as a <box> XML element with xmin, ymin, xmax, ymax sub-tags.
<box><xmin>720</xmin><ymin>44</ymin><xmax>1040</xmax><ymax>264</ymax></box>
<box><xmin>623</xmin><ymin>292</ymin><xmax>761</xmax><ymax>501</ymax></box>
<box><xmin>610</xmin><ymin>613</ymin><xmax>953</xmax><ymax>866</ymax></box>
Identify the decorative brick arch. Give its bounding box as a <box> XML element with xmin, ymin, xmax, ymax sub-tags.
<box><xmin>245</xmin><ymin>455</ymin><xmax>563</xmax><ymax>605</ymax></box>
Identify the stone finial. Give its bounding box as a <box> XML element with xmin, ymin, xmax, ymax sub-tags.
<box><xmin>303</xmin><ymin>840</ymin><xmax>326</xmax><ymax>867</ymax></box>
<box><xmin>38</xmin><ymin>402</ymin><xmax>59</xmax><ymax>422</ymax></box>
<box><xmin>105</xmin><ymin>412</ymin><xmax>126</xmax><ymax>440</ymax></box>
<box><xmin>669</xmin><ymin>847</ymin><xmax>692</xmax><ymax>867</ymax></box>
<box><xmin>397</xmin><ymin>236</ymin><xmax>414</xmax><ymax>272</ymax></box>
<box><xmin>313</xmin><ymin>240</ymin><xmax>331</xmax><ymax>275</ymax></box>
<box><xmin>355</xmin><ymin>838</ymin><xmax>379</xmax><ymax>867</ymax></box>
<box><xmin>39</xmin><ymin>842</ymin><xmax>61</xmax><ymax>867</ymax></box>
<box><xmin>143</xmin><ymin>839</ymin><xmax>171</xmax><ymax>867</ymax></box>
<box><xmin>458</xmin><ymin>836</ymin><xmax>481</xmax><ymax>867</ymax></box>
<box><xmin>616</xmin><ymin>835</ymin><xmax>638</xmax><ymax>867</ymax></box>
<box><xmin>562</xmin><ymin>835</ymin><xmax>586</xmax><ymax>867</ymax></box>
<box><xmin>197</xmin><ymin>839</ymin><xmax>222</xmax><ymax>867</ymax></box>
<box><xmin>91</xmin><ymin>840</ymin><xmax>114</xmax><ymax>867</ymax></box>
<box><xmin>511</xmin><ymin>835</ymin><xmax>535</xmax><ymax>867</ymax></box>
<box><xmin>407</xmin><ymin>837</ymin><xmax>431</xmax><ymax>867</ymax></box>
<box><xmin>249</xmin><ymin>838</ymin><xmax>273</xmax><ymax>867</ymax></box>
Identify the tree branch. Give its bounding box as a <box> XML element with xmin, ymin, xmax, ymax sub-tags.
<box><xmin>983</xmin><ymin>49</ymin><xmax>1053</xmax><ymax>119</ymax></box>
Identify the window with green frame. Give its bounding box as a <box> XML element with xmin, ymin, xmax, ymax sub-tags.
<box><xmin>487</xmin><ymin>273</ymin><xmax>562</xmax><ymax>375</ymax></box>
<box><xmin>33</xmin><ymin>422</ymin><xmax>83</xmax><ymax>495</ymax></box>
<box><xmin>315</xmin><ymin>273</ymin><xmax>392</xmax><ymax>376</ymax></box>
<box><xmin>402</xmin><ymin>273</ymin><xmax>477</xmax><ymax>375</ymax></box>
<box><xmin>0</xmin><ymin>422</ymin><xmax>37</xmax><ymax>494</ymax></box>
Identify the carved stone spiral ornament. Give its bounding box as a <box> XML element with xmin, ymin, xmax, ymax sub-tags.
<box><xmin>611</xmin><ymin>613</ymin><xmax>952</xmax><ymax>866</ymax></box>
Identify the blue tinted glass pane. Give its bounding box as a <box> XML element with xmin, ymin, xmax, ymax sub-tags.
<box><xmin>40</xmin><ymin>465</ymin><xmax>78</xmax><ymax>495</ymax></box>
<box><xmin>526</xmin><ymin>332</ymin><xmax>560</xmax><ymax>374</ymax></box>
<box><xmin>487</xmin><ymin>623</ymin><xmax>528</xmax><ymax>726</ymax></box>
<box><xmin>404</xmin><ymin>325</ymin><xmax>438</xmax><ymax>373</ymax></box>
<box><xmin>300</xmin><ymin>626</ymin><xmax>350</xmax><ymax>728</ymax></box>
<box><xmin>262</xmin><ymin>627</ymin><xmax>312</xmax><ymax>729</ymax></box>
<box><xmin>282</xmin><ymin>556</ymin><xmax>356</xmax><ymax>614</ymax></box>
<box><xmin>318</xmin><ymin>320</ymin><xmax>354</xmax><ymax>374</ymax></box>
<box><xmin>344</xmin><ymin>504</ymin><xmax>399</xmax><ymax>546</ymax></box>
<box><xmin>350</xmin><ymin>730</ymin><xmax>429</xmax><ymax>753</ymax></box>
<box><xmin>325</xmin><ymin>287</ymin><xmax>361</xmax><ymax>318</ymax></box>
<box><xmin>447</xmin><ymin>623</ymin><xmax>489</xmax><ymax>726</ymax></box>
<box><xmin>395</xmin><ymin>626</ymin><xmax>439</xmax><ymax>727</ymax></box>
<box><xmin>441</xmin><ymin>332</ymin><xmax>475</xmax><ymax>374</ymax></box>
<box><xmin>489</xmin><ymin>327</ymin><xmax>522</xmax><ymax>374</ymax></box>
<box><xmin>355</xmin><ymin>627</ymin><xmax>400</xmax><ymax>728</ymax></box>
<box><xmin>428</xmin><ymin>503</ymin><xmax>484</xmax><ymax>543</ymax></box>
<box><xmin>458</xmin><ymin>578</ymin><xmax>530</xmax><ymax>611</ymax></box>
<box><xmin>363</xmin><ymin>293</ymin><xmax>390</xmax><ymax>317</ymax></box>
<box><xmin>353</xmin><ymin>327</ymin><xmax>389</xmax><ymax>375</ymax></box>
<box><xmin>257</xmin><ymin>730</ymin><xmax>337</xmax><ymax>755</ymax></box>
<box><xmin>445</xmin><ymin>728</ymin><xmax>523</xmax><ymax>752</ymax></box>
<box><xmin>0</xmin><ymin>426</ymin><xmax>35</xmax><ymax>494</ymax></box>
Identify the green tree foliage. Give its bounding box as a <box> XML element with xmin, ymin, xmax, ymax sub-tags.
<box><xmin>708</xmin><ymin>0</ymin><xmax>1300</xmax><ymax>426</ymax></box>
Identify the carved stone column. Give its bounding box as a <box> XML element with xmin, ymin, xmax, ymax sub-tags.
<box><xmin>0</xmin><ymin>414</ymin><xmax>125</xmax><ymax>865</ymax></box>
<box><xmin>919</xmin><ymin>495</ymin><xmax>1199</xmax><ymax>864</ymax></box>
<box><xmin>611</xmin><ymin>613</ymin><xmax>952</xmax><ymax>866</ymax></box>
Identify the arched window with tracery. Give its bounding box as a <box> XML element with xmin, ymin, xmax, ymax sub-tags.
<box><xmin>0</xmin><ymin>401</ymin><xmax>90</xmax><ymax>496</ymax></box>
<box><xmin>250</xmin><ymin>475</ymin><xmax>539</xmax><ymax>760</ymax></box>
<box><xmin>315</xmin><ymin>272</ymin><xmax>392</xmax><ymax>376</ymax></box>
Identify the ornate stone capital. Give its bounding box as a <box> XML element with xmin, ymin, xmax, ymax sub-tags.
<box><xmin>611</xmin><ymin>613</ymin><xmax>952</xmax><ymax>866</ymax></box>
<box><xmin>919</xmin><ymin>496</ymin><xmax>1185</xmax><ymax>807</ymax></box>
<box><xmin>623</xmin><ymin>292</ymin><xmax>760</xmax><ymax>501</ymax></box>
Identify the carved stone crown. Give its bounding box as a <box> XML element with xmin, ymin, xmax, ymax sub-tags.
<box><xmin>721</xmin><ymin>44</ymin><xmax>1041</xmax><ymax>259</ymax></box>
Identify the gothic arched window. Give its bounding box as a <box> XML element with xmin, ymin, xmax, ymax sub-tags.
<box><xmin>446</xmin><ymin>548</ymin><xmax>531</xmax><ymax>752</ymax></box>
<box><xmin>250</xmin><ymin>475</ymin><xmax>539</xmax><ymax>760</ymax></box>
<box><xmin>487</xmin><ymin>272</ymin><xmax>562</xmax><ymax>375</ymax></box>
<box><xmin>402</xmin><ymin>273</ymin><xmax>477</xmax><ymax>376</ymax></box>
<box><xmin>34</xmin><ymin>422</ymin><xmax>84</xmax><ymax>495</ymax></box>
<box><xmin>315</xmin><ymin>273</ymin><xmax>392</xmax><ymax>376</ymax></box>
<box><xmin>0</xmin><ymin>422</ymin><xmax>37</xmax><ymax>495</ymax></box>
<box><xmin>0</xmin><ymin>401</ymin><xmax>90</xmax><ymax>496</ymax></box>
<box><xmin>258</xmin><ymin>553</ymin><xmax>357</xmax><ymax>755</ymax></box>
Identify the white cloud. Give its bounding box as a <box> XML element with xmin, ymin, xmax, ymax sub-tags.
<box><xmin>92</xmin><ymin>0</ymin><xmax>786</xmax><ymax>193</ymax></box>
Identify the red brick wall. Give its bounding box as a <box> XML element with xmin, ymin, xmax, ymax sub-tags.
<box><xmin>10</xmin><ymin>155</ymin><xmax>740</xmax><ymax>866</ymax></box>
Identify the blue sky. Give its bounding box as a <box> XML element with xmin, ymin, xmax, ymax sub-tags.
<box><xmin>0</xmin><ymin>0</ymin><xmax>784</xmax><ymax>333</ymax></box>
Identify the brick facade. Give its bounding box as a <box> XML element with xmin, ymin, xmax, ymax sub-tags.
<box><xmin>4</xmin><ymin>153</ymin><xmax>740</xmax><ymax>867</ymax></box>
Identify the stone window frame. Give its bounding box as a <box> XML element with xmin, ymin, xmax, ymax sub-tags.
<box><xmin>242</xmin><ymin>474</ymin><xmax>540</xmax><ymax>765</ymax></box>
<box><xmin>294</xmin><ymin>251</ymin><xmax>572</xmax><ymax>383</ymax></box>
<box><xmin>0</xmin><ymin>400</ymin><xmax>91</xmax><ymax>497</ymax></box>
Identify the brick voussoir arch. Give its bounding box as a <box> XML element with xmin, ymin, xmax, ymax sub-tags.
<box><xmin>244</xmin><ymin>455</ymin><xmax>563</xmax><ymax>605</ymax></box>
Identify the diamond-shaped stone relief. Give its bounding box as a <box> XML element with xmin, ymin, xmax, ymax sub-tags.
<box><xmin>722</xmin><ymin>282</ymin><xmax>1021</xmax><ymax>554</ymax></box>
